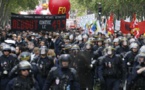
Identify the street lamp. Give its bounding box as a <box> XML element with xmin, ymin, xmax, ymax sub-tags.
<box><xmin>98</xmin><ymin>2</ymin><xmax>102</xmax><ymax>15</ymax></box>
<box><xmin>98</xmin><ymin>2</ymin><xmax>102</xmax><ymax>25</ymax></box>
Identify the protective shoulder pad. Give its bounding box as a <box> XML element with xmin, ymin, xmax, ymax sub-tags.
<box><xmin>98</xmin><ymin>55</ymin><xmax>105</xmax><ymax>60</ymax></box>
<box><xmin>50</xmin><ymin>67</ymin><xmax>58</xmax><ymax>72</ymax></box>
<box><xmin>98</xmin><ymin>56</ymin><xmax>106</xmax><ymax>65</ymax></box>
<box><xmin>124</xmin><ymin>51</ymin><xmax>132</xmax><ymax>57</ymax></box>
<box><xmin>136</xmin><ymin>65</ymin><xmax>142</xmax><ymax>69</ymax></box>
<box><xmin>70</xmin><ymin>68</ymin><xmax>77</xmax><ymax>74</ymax></box>
<box><xmin>115</xmin><ymin>54</ymin><xmax>121</xmax><ymax>58</ymax></box>
<box><xmin>115</xmin><ymin>46</ymin><xmax>120</xmax><ymax>49</ymax></box>
<box><xmin>134</xmin><ymin>54</ymin><xmax>139</xmax><ymax>62</ymax></box>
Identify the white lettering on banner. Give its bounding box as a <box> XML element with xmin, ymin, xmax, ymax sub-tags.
<box><xmin>42</xmin><ymin>25</ymin><xmax>46</xmax><ymax>29</ymax></box>
<box><xmin>45</xmin><ymin>16</ymin><xmax>54</xmax><ymax>19</ymax></box>
<box><xmin>35</xmin><ymin>16</ymin><xmax>44</xmax><ymax>19</ymax></box>
<box><xmin>23</xmin><ymin>16</ymin><xmax>33</xmax><ymax>18</ymax></box>
<box><xmin>55</xmin><ymin>16</ymin><xmax>66</xmax><ymax>19</ymax></box>
<box><xmin>39</xmin><ymin>20</ymin><xmax>51</xmax><ymax>25</ymax></box>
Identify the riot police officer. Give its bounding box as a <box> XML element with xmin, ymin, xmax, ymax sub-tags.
<box><xmin>19</xmin><ymin>51</ymin><xmax>31</xmax><ymax>62</ymax></box>
<box><xmin>61</xmin><ymin>44</ymin><xmax>72</xmax><ymax>54</ymax></box>
<box><xmin>98</xmin><ymin>46</ymin><xmax>123</xmax><ymax>90</ymax></box>
<box><xmin>126</xmin><ymin>53</ymin><xmax>145</xmax><ymax>90</ymax></box>
<box><xmin>9</xmin><ymin>51</ymin><xmax>32</xmax><ymax>79</ymax></box>
<box><xmin>113</xmin><ymin>38</ymin><xmax>121</xmax><ymax>54</ymax></box>
<box><xmin>120</xmin><ymin>38</ymin><xmax>129</xmax><ymax>57</ymax></box>
<box><xmin>76</xmin><ymin>35</ymin><xmax>84</xmax><ymax>49</ymax></box>
<box><xmin>93</xmin><ymin>38</ymin><xmax>104</xmax><ymax>60</ymax></box>
<box><xmin>0</xmin><ymin>44</ymin><xmax>18</xmax><ymax>90</ymax></box>
<box><xmin>31</xmin><ymin>46</ymin><xmax>54</xmax><ymax>89</ymax></box>
<box><xmin>123</xmin><ymin>42</ymin><xmax>139</xmax><ymax>78</ymax></box>
<box><xmin>70</xmin><ymin>44</ymin><xmax>80</xmax><ymax>69</ymax></box>
<box><xmin>93</xmin><ymin>38</ymin><xmax>104</xmax><ymax>51</ymax></box>
<box><xmin>6</xmin><ymin>61</ymin><xmax>40</xmax><ymax>90</ymax></box>
<box><xmin>43</xmin><ymin>54</ymin><xmax>80</xmax><ymax>90</ymax></box>
<box><xmin>54</xmin><ymin>33</ymin><xmax>64</xmax><ymax>56</ymax></box>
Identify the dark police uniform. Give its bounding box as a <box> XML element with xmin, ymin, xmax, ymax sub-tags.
<box><xmin>43</xmin><ymin>67</ymin><xmax>80</xmax><ymax>90</ymax></box>
<box><xmin>32</xmin><ymin>56</ymin><xmax>54</xmax><ymax>89</ymax></box>
<box><xmin>0</xmin><ymin>55</ymin><xmax>18</xmax><ymax>90</ymax></box>
<box><xmin>43</xmin><ymin>54</ymin><xmax>80</xmax><ymax>90</ymax></box>
<box><xmin>6</xmin><ymin>76</ymin><xmax>40</xmax><ymax>90</ymax></box>
<box><xmin>98</xmin><ymin>54</ymin><xmax>123</xmax><ymax>90</ymax></box>
<box><xmin>6</xmin><ymin>60</ymin><xmax>39</xmax><ymax>90</ymax></box>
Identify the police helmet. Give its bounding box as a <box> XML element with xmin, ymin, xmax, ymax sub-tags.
<box><xmin>97</xmin><ymin>38</ymin><xmax>103</xmax><ymax>42</ymax></box>
<box><xmin>71</xmin><ymin>44</ymin><xmax>80</xmax><ymax>50</ymax></box>
<box><xmin>59</xmin><ymin>54</ymin><xmax>71</xmax><ymax>63</ymax></box>
<box><xmin>11</xmin><ymin>46</ymin><xmax>16</xmax><ymax>53</ymax></box>
<box><xmin>138</xmin><ymin>53</ymin><xmax>145</xmax><ymax>58</ymax></box>
<box><xmin>106</xmin><ymin>46</ymin><xmax>115</xmax><ymax>55</ymax></box>
<box><xmin>3</xmin><ymin>44</ymin><xmax>11</xmax><ymax>52</ymax></box>
<box><xmin>113</xmin><ymin>38</ymin><xmax>120</xmax><ymax>43</ymax></box>
<box><xmin>106</xmin><ymin>46</ymin><xmax>115</xmax><ymax>51</ymax></box>
<box><xmin>64</xmin><ymin>44</ymin><xmax>72</xmax><ymax>50</ymax></box>
<box><xmin>18</xmin><ymin>61</ymin><xmax>31</xmax><ymax>70</ymax></box>
<box><xmin>20</xmin><ymin>52</ymin><xmax>31</xmax><ymax>61</ymax></box>
<box><xmin>137</xmin><ymin>53</ymin><xmax>145</xmax><ymax>63</ymax></box>
<box><xmin>82</xmin><ymin>34</ymin><xmax>88</xmax><ymax>39</ymax></box>
<box><xmin>139</xmin><ymin>45</ymin><xmax>145</xmax><ymax>53</ymax></box>
<box><xmin>130</xmin><ymin>42</ymin><xmax>138</xmax><ymax>49</ymax></box>
<box><xmin>129</xmin><ymin>38</ymin><xmax>136</xmax><ymax>44</ymax></box>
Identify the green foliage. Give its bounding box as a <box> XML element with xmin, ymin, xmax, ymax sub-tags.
<box><xmin>71</xmin><ymin>0</ymin><xmax>145</xmax><ymax>19</ymax></box>
<box><xmin>70</xmin><ymin>0</ymin><xmax>87</xmax><ymax>16</ymax></box>
<box><xmin>0</xmin><ymin>0</ymin><xmax>38</xmax><ymax>27</ymax></box>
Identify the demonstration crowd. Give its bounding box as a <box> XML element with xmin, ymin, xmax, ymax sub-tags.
<box><xmin>0</xmin><ymin>28</ymin><xmax>145</xmax><ymax>90</ymax></box>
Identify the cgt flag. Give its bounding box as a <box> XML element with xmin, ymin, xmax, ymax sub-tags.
<box><xmin>130</xmin><ymin>14</ymin><xmax>140</xmax><ymax>38</ymax></box>
<box><xmin>120</xmin><ymin>19</ymin><xmax>145</xmax><ymax>36</ymax></box>
<box><xmin>107</xmin><ymin>13</ymin><xmax>114</xmax><ymax>35</ymax></box>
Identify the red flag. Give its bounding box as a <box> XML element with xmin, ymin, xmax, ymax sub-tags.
<box><xmin>107</xmin><ymin>13</ymin><xmax>114</xmax><ymax>34</ymax></box>
<box><xmin>120</xmin><ymin>19</ymin><xmax>145</xmax><ymax>36</ymax></box>
<box><xmin>138</xmin><ymin>21</ymin><xmax>145</xmax><ymax>35</ymax></box>
<box><xmin>130</xmin><ymin>14</ymin><xmax>141</xmax><ymax>38</ymax></box>
<box><xmin>120</xmin><ymin>19</ymin><xmax>131</xmax><ymax>34</ymax></box>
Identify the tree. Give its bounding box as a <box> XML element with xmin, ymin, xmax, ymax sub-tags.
<box><xmin>70</xmin><ymin>0</ymin><xmax>87</xmax><ymax>16</ymax></box>
<box><xmin>0</xmin><ymin>0</ymin><xmax>38</xmax><ymax>27</ymax></box>
<box><xmin>73</xmin><ymin>0</ymin><xmax>145</xmax><ymax>19</ymax></box>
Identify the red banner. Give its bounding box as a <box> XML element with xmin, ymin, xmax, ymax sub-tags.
<box><xmin>120</xmin><ymin>19</ymin><xmax>145</xmax><ymax>36</ymax></box>
<box><xmin>107</xmin><ymin>14</ymin><xmax>114</xmax><ymax>34</ymax></box>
